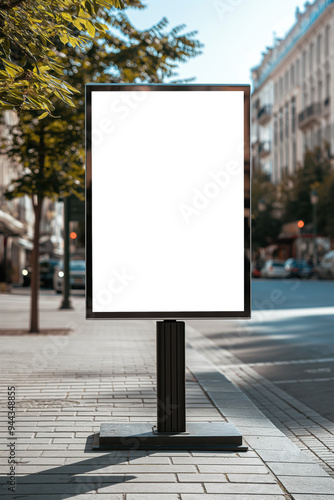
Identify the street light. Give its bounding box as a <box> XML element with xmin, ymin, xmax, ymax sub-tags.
<box><xmin>297</xmin><ymin>220</ymin><xmax>304</xmax><ymax>259</ymax></box>
<box><xmin>311</xmin><ymin>189</ymin><xmax>319</xmax><ymax>265</ymax></box>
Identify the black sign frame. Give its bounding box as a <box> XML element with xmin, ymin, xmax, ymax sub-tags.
<box><xmin>86</xmin><ymin>84</ymin><xmax>251</xmax><ymax>320</ymax></box>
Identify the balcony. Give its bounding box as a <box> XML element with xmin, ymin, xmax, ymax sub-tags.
<box><xmin>258</xmin><ymin>141</ymin><xmax>271</xmax><ymax>158</ymax></box>
<box><xmin>257</xmin><ymin>105</ymin><xmax>272</xmax><ymax>126</ymax></box>
<box><xmin>298</xmin><ymin>102</ymin><xmax>322</xmax><ymax>130</ymax></box>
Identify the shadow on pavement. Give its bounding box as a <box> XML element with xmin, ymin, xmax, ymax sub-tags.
<box><xmin>0</xmin><ymin>435</ymin><xmax>137</xmax><ymax>498</ymax></box>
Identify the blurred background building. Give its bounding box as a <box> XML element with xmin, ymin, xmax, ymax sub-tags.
<box><xmin>251</xmin><ymin>0</ymin><xmax>334</xmax><ymax>182</ymax></box>
<box><xmin>0</xmin><ymin>111</ymin><xmax>64</xmax><ymax>286</ymax></box>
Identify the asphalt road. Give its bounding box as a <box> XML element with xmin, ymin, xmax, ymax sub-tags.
<box><xmin>190</xmin><ymin>279</ymin><xmax>334</xmax><ymax>423</ymax></box>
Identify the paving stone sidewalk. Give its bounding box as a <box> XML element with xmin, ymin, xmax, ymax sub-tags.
<box><xmin>0</xmin><ymin>293</ymin><xmax>334</xmax><ymax>499</ymax></box>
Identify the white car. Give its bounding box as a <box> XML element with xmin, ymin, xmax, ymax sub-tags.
<box><xmin>316</xmin><ymin>251</ymin><xmax>334</xmax><ymax>279</ymax></box>
<box><xmin>261</xmin><ymin>260</ymin><xmax>285</xmax><ymax>278</ymax></box>
<box><xmin>53</xmin><ymin>260</ymin><xmax>85</xmax><ymax>293</ymax></box>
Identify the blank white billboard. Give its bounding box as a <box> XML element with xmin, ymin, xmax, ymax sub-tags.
<box><xmin>86</xmin><ymin>85</ymin><xmax>250</xmax><ymax>319</ymax></box>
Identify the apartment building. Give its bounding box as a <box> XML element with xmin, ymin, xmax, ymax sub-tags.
<box><xmin>252</xmin><ymin>0</ymin><xmax>334</xmax><ymax>183</ymax></box>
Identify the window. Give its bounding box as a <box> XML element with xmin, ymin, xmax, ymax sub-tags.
<box><xmin>279</xmin><ymin>108</ymin><xmax>283</xmax><ymax>142</ymax></box>
<box><xmin>279</xmin><ymin>77</ymin><xmax>283</xmax><ymax>98</ymax></box>
<box><xmin>318</xmin><ymin>80</ymin><xmax>322</xmax><ymax>105</ymax></box>
<box><xmin>302</xmin><ymin>51</ymin><xmax>306</xmax><ymax>78</ymax></box>
<box><xmin>303</xmin><ymin>133</ymin><xmax>308</xmax><ymax>152</ymax></box>
<box><xmin>303</xmin><ymin>90</ymin><xmax>308</xmax><ymax>109</ymax></box>
<box><xmin>296</xmin><ymin>59</ymin><xmax>300</xmax><ymax>84</ymax></box>
<box><xmin>290</xmin><ymin>64</ymin><xmax>295</xmax><ymax>87</ymax></box>
<box><xmin>326</xmin><ymin>74</ymin><xmax>330</xmax><ymax>100</ymax></box>
<box><xmin>280</xmin><ymin>146</ymin><xmax>283</xmax><ymax>169</ymax></box>
<box><xmin>325</xmin><ymin>25</ymin><xmax>330</xmax><ymax>57</ymax></box>
<box><xmin>291</xmin><ymin>97</ymin><xmax>296</xmax><ymax>133</ymax></box>
<box><xmin>317</xmin><ymin>33</ymin><xmax>322</xmax><ymax>64</ymax></box>
<box><xmin>310</xmin><ymin>43</ymin><xmax>314</xmax><ymax>72</ymax></box>
<box><xmin>325</xmin><ymin>123</ymin><xmax>331</xmax><ymax>143</ymax></box>
<box><xmin>285</xmin><ymin>71</ymin><xmax>289</xmax><ymax>94</ymax></box>
<box><xmin>292</xmin><ymin>140</ymin><xmax>296</xmax><ymax>171</ymax></box>
<box><xmin>274</xmin><ymin>115</ymin><xmax>278</xmax><ymax>146</ymax></box>
<box><xmin>285</xmin><ymin>143</ymin><xmax>289</xmax><ymax>171</ymax></box>
<box><xmin>274</xmin><ymin>81</ymin><xmax>278</xmax><ymax>103</ymax></box>
<box><xmin>285</xmin><ymin>102</ymin><xmax>289</xmax><ymax>138</ymax></box>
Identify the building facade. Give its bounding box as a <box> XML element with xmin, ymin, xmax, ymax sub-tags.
<box><xmin>0</xmin><ymin>111</ymin><xmax>64</xmax><ymax>285</ymax></box>
<box><xmin>252</xmin><ymin>0</ymin><xmax>334</xmax><ymax>183</ymax></box>
<box><xmin>0</xmin><ymin>111</ymin><xmax>34</xmax><ymax>285</ymax></box>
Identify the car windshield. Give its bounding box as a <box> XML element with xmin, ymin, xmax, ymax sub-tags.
<box><xmin>59</xmin><ymin>261</ymin><xmax>85</xmax><ymax>271</ymax></box>
<box><xmin>40</xmin><ymin>260</ymin><xmax>59</xmax><ymax>270</ymax></box>
<box><xmin>272</xmin><ymin>262</ymin><xmax>284</xmax><ymax>267</ymax></box>
<box><xmin>70</xmin><ymin>261</ymin><xmax>85</xmax><ymax>271</ymax></box>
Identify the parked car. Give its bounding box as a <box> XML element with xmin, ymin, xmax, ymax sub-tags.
<box><xmin>21</xmin><ymin>265</ymin><xmax>32</xmax><ymax>286</ymax></box>
<box><xmin>283</xmin><ymin>258</ymin><xmax>313</xmax><ymax>279</ymax></box>
<box><xmin>53</xmin><ymin>259</ymin><xmax>86</xmax><ymax>293</ymax></box>
<box><xmin>316</xmin><ymin>251</ymin><xmax>334</xmax><ymax>279</ymax></box>
<box><xmin>40</xmin><ymin>259</ymin><xmax>61</xmax><ymax>287</ymax></box>
<box><xmin>261</xmin><ymin>260</ymin><xmax>285</xmax><ymax>278</ymax></box>
<box><xmin>21</xmin><ymin>258</ymin><xmax>60</xmax><ymax>288</ymax></box>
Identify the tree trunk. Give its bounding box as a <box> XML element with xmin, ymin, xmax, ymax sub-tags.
<box><xmin>29</xmin><ymin>197</ymin><xmax>43</xmax><ymax>333</ymax></box>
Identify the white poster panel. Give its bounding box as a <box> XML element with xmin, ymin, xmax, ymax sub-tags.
<box><xmin>87</xmin><ymin>86</ymin><xmax>249</xmax><ymax>318</ymax></box>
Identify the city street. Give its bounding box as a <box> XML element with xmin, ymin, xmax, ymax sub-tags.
<box><xmin>191</xmin><ymin>279</ymin><xmax>334</xmax><ymax>423</ymax></box>
<box><xmin>8</xmin><ymin>280</ymin><xmax>334</xmax><ymax>424</ymax></box>
<box><xmin>9</xmin><ymin>279</ymin><xmax>334</xmax><ymax>425</ymax></box>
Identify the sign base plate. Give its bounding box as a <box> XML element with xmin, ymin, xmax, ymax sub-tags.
<box><xmin>92</xmin><ymin>422</ymin><xmax>248</xmax><ymax>451</ymax></box>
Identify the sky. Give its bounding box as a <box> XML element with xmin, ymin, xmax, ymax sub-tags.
<box><xmin>126</xmin><ymin>0</ymin><xmax>311</xmax><ymax>86</ymax></box>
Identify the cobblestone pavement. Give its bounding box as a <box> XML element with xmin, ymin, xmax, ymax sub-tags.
<box><xmin>0</xmin><ymin>293</ymin><xmax>334</xmax><ymax>499</ymax></box>
<box><xmin>187</xmin><ymin>322</ymin><xmax>334</xmax><ymax>479</ymax></box>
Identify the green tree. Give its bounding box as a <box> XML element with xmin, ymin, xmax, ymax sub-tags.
<box><xmin>252</xmin><ymin>166</ymin><xmax>281</xmax><ymax>250</ymax></box>
<box><xmin>317</xmin><ymin>170</ymin><xmax>334</xmax><ymax>238</ymax></box>
<box><xmin>281</xmin><ymin>142</ymin><xmax>331</xmax><ymax>227</ymax></box>
<box><xmin>2</xmin><ymin>0</ymin><xmax>202</xmax><ymax>332</ymax></box>
<box><xmin>0</xmin><ymin>0</ymin><xmax>123</xmax><ymax>112</ymax></box>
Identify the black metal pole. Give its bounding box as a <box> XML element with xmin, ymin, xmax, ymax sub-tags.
<box><xmin>60</xmin><ymin>197</ymin><xmax>73</xmax><ymax>310</ymax></box>
<box><xmin>156</xmin><ymin>320</ymin><xmax>186</xmax><ymax>433</ymax></box>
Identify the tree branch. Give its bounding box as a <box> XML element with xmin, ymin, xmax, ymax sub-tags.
<box><xmin>0</xmin><ymin>0</ymin><xmax>27</xmax><ymax>11</ymax></box>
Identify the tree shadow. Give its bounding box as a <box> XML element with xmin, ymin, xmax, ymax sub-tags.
<box><xmin>0</xmin><ymin>435</ymin><xmax>137</xmax><ymax>498</ymax></box>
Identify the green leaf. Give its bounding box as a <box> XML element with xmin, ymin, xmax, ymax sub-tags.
<box><xmin>2</xmin><ymin>59</ymin><xmax>23</xmax><ymax>73</ymax></box>
<box><xmin>86</xmin><ymin>21</ymin><xmax>96</xmax><ymax>38</ymax></box>
<box><xmin>62</xmin><ymin>12</ymin><xmax>72</xmax><ymax>23</ymax></box>
<box><xmin>85</xmin><ymin>1</ymin><xmax>93</xmax><ymax>15</ymax></box>
<box><xmin>38</xmin><ymin>112</ymin><xmax>49</xmax><ymax>120</ymax></box>
<box><xmin>59</xmin><ymin>34</ymin><xmax>69</xmax><ymax>44</ymax></box>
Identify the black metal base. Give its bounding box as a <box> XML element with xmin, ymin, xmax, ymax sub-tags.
<box><xmin>92</xmin><ymin>422</ymin><xmax>248</xmax><ymax>451</ymax></box>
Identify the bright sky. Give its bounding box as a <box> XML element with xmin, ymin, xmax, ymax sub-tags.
<box><xmin>127</xmin><ymin>0</ymin><xmax>310</xmax><ymax>86</ymax></box>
